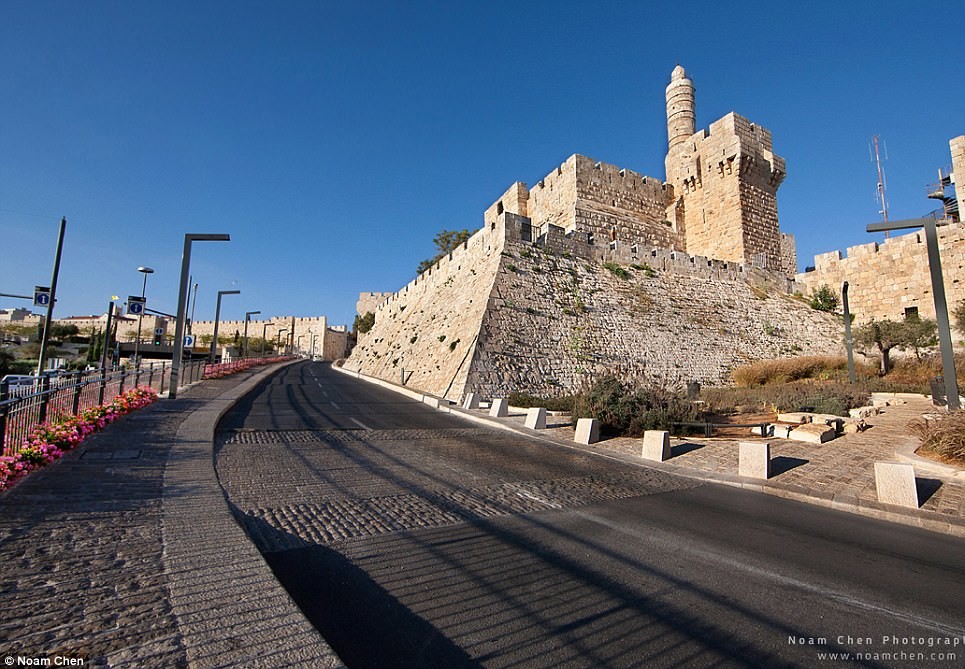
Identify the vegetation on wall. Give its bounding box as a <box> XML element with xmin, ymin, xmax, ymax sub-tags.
<box><xmin>417</xmin><ymin>229</ymin><xmax>472</xmax><ymax>276</ymax></box>
<box><xmin>808</xmin><ymin>284</ymin><xmax>839</xmax><ymax>312</ymax></box>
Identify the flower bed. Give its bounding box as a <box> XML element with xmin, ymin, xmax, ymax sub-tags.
<box><xmin>0</xmin><ymin>386</ymin><xmax>158</xmax><ymax>492</ymax></box>
<box><xmin>203</xmin><ymin>356</ymin><xmax>293</xmax><ymax>380</ymax></box>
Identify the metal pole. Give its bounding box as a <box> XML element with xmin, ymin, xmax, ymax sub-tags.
<box><xmin>133</xmin><ymin>266</ymin><xmax>154</xmax><ymax>367</ymax></box>
<box><xmin>923</xmin><ymin>219</ymin><xmax>960</xmax><ymax>410</ymax></box>
<box><xmin>100</xmin><ymin>301</ymin><xmax>114</xmax><ymax>371</ymax></box>
<box><xmin>261</xmin><ymin>323</ymin><xmax>267</xmax><ymax>357</ymax></box>
<box><xmin>188</xmin><ymin>279</ymin><xmax>198</xmax><ymax>334</ymax></box>
<box><xmin>842</xmin><ymin>281</ymin><xmax>855</xmax><ymax>384</ymax></box>
<box><xmin>209</xmin><ymin>290</ymin><xmax>240</xmax><ymax>364</ymax></box>
<box><xmin>169</xmin><ymin>234</ymin><xmax>229</xmax><ymax>399</ymax></box>
<box><xmin>243</xmin><ymin>310</ymin><xmax>261</xmax><ymax>359</ymax></box>
<box><xmin>37</xmin><ymin>217</ymin><xmax>66</xmax><ymax>375</ymax></box>
<box><xmin>169</xmin><ymin>238</ymin><xmax>193</xmax><ymax>399</ymax></box>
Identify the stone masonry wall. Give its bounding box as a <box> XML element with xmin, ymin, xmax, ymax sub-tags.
<box><xmin>665</xmin><ymin>112</ymin><xmax>785</xmax><ymax>270</ymax></box>
<box><xmin>951</xmin><ymin>136</ymin><xmax>965</xmax><ymax>204</ymax></box>
<box><xmin>343</xmin><ymin>216</ymin><xmax>509</xmax><ymax>399</ymax></box>
<box><xmin>347</xmin><ymin>213</ymin><xmax>843</xmax><ymax>403</ymax></box>
<box><xmin>464</xmin><ymin>235</ymin><xmax>843</xmax><ymax>400</ymax></box>
<box><xmin>526</xmin><ymin>156</ymin><xmax>578</xmax><ymax>238</ymax></box>
<box><xmin>572</xmin><ymin>155</ymin><xmax>678</xmax><ymax>250</ymax></box>
<box><xmin>796</xmin><ymin>222</ymin><xmax>965</xmax><ymax>340</ymax></box>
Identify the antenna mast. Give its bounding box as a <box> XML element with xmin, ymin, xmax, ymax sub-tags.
<box><xmin>872</xmin><ymin>135</ymin><xmax>889</xmax><ymax>237</ymax></box>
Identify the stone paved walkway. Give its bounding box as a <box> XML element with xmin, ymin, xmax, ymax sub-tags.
<box><xmin>0</xmin><ymin>365</ymin><xmax>343</xmax><ymax>669</ymax></box>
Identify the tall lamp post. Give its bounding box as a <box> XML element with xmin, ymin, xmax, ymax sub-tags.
<box><xmin>169</xmin><ymin>233</ymin><xmax>230</xmax><ymax>399</ymax></box>
<box><xmin>261</xmin><ymin>323</ymin><xmax>269</xmax><ymax>357</ymax></box>
<box><xmin>132</xmin><ymin>266</ymin><xmax>154</xmax><ymax>366</ymax></box>
<box><xmin>297</xmin><ymin>335</ymin><xmax>305</xmax><ymax>355</ymax></box>
<box><xmin>243</xmin><ymin>310</ymin><xmax>261</xmax><ymax>359</ymax></box>
<box><xmin>867</xmin><ymin>218</ymin><xmax>960</xmax><ymax>410</ymax></box>
<box><xmin>276</xmin><ymin>328</ymin><xmax>288</xmax><ymax>355</ymax></box>
<box><xmin>209</xmin><ymin>289</ymin><xmax>241</xmax><ymax>364</ymax></box>
<box><xmin>310</xmin><ymin>333</ymin><xmax>319</xmax><ymax>360</ymax></box>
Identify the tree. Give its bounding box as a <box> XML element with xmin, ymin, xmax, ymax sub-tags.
<box><xmin>808</xmin><ymin>285</ymin><xmax>839</xmax><ymax>312</ymax></box>
<box><xmin>853</xmin><ymin>318</ymin><xmax>938</xmax><ymax>374</ymax></box>
<box><xmin>417</xmin><ymin>228</ymin><xmax>472</xmax><ymax>275</ymax></box>
<box><xmin>954</xmin><ymin>299</ymin><xmax>965</xmax><ymax>337</ymax></box>
<box><xmin>0</xmin><ymin>350</ymin><xmax>14</xmax><ymax>376</ymax></box>
<box><xmin>49</xmin><ymin>323</ymin><xmax>79</xmax><ymax>340</ymax></box>
<box><xmin>354</xmin><ymin>312</ymin><xmax>375</xmax><ymax>335</ymax></box>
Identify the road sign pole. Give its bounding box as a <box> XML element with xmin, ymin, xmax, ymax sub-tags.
<box><xmin>36</xmin><ymin>218</ymin><xmax>66</xmax><ymax>376</ymax></box>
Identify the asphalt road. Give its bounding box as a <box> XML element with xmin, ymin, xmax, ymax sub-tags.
<box><xmin>216</xmin><ymin>361</ymin><xmax>965</xmax><ymax>669</ymax></box>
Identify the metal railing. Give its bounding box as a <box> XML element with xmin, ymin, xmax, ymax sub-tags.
<box><xmin>0</xmin><ymin>360</ymin><xmax>205</xmax><ymax>456</ymax></box>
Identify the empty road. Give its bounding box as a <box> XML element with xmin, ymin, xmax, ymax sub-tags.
<box><xmin>215</xmin><ymin>361</ymin><xmax>965</xmax><ymax>668</ymax></box>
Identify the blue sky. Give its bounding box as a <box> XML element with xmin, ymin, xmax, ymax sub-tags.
<box><xmin>1</xmin><ymin>1</ymin><xmax>962</xmax><ymax>327</ymax></box>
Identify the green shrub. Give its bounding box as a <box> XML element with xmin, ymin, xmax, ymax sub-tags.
<box><xmin>603</xmin><ymin>262</ymin><xmax>630</xmax><ymax>280</ymax></box>
<box><xmin>507</xmin><ymin>392</ymin><xmax>575</xmax><ymax>412</ymax></box>
<box><xmin>571</xmin><ymin>376</ymin><xmax>700</xmax><ymax>437</ymax></box>
<box><xmin>809</xmin><ymin>284</ymin><xmax>839</xmax><ymax>312</ymax></box>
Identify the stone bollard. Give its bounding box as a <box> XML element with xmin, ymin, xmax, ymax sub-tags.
<box><xmin>525</xmin><ymin>407</ymin><xmax>547</xmax><ymax>430</ymax></box>
<box><xmin>739</xmin><ymin>441</ymin><xmax>771</xmax><ymax>479</ymax></box>
<box><xmin>489</xmin><ymin>398</ymin><xmax>509</xmax><ymax>418</ymax></box>
<box><xmin>574</xmin><ymin>418</ymin><xmax>600</xmax><ymax>444</ymax></box>
<box><xmin>423</xmin><ymin>395</ymin><xmax>441</xmax><ymax>409</ymax></box>
<box><xmin>463</xmin><ymin>393</ymin><xmax>480</xmax><ymax>410</ymax></box>
<box><xmin>874</xmin><ymin>462</ymin><xmax>919</xmax><ymax>508</ymax></box>
<box><xmin>641</xmin><ymin>430</ymin><xmax>671</xmax><ymax>461</ymax></box>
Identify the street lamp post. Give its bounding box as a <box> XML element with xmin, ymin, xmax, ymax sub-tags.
<box><xmin>169</xmin><ymin>233</ymin><xmax>230</xmax><ymax>399</ymax></box>
<box><xmin>297</xmin><ymin>335</ymin><xmax>305</xmax><ymax>355</ymax></box>
<box><xmin>243</xmin><ymin>310</ymin><xmax>261</xmax><ymax>359</ymax></box>
<box><xmin>310</xmin><ymin>333</ymin><xmax>319</xmax><ymax>360</ymax></box>
<box><xmin>276</xmin><ymin>328</ymin><xmax>288</xmax><ymax>355</ymax></box>
<box><xmin>867</xmin><ymin>218</ymin><xmax>960</xmax><ymax>410</ymax></box>
<box><xmin>261</xmin><ymin>323</ymin><xmax>269</xmax><ymax>357</ymax></box>
<box><xmin>133</xmin><ymin>266</ymin><xmax>154</xmax><ymax>366</ymax></box>
<box><xmin>209</xmin><ymin>289</ymin><xmax>241</xmax><ymax>364</ymax></box>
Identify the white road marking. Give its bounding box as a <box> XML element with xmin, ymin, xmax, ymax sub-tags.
<box><xmin>350</xmin><ymin>417</ymin><xmax>372</xmax><ymax>430</ymax></box>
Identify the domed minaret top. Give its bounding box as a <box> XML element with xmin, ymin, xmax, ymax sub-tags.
<box><xmin>666</xmin><ymin>65</ymin><xmax>696</xmax><ymax>150</ymax></box>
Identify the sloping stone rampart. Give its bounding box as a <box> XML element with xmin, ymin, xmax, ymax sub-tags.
<box><xmin>346</xmin><ymin>214</ymin><xmax>843</xmax><ymax>402</ymax></box>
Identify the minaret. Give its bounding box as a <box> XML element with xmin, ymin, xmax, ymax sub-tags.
<box><xmin>665</xmin><ymin>65</ymin><xmax>695</xmax><ymax>150</ymax></box>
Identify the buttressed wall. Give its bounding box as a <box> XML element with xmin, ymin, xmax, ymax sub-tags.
<box><xmin>345</xmin><ymin>65</ymin><xmax>840</xmax><ymax>401</ymax></box>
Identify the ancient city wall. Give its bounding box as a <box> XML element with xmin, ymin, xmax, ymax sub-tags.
<box><xmin>465</xmin><ymin>234</ymin><xmax>843</xmax><ymax>400</ymax></box>
<box><xmin>343</xmin><ymin>215</ymin><xmax>510</xmax><ymax>398</ymax></box>
<box><xmin>346</xmin><ymin>212</ymin><xmax>842</xmax><ymax>402</ymax></box>
<box><xmin>951</xmin><ymin>136</ymin><xmax>965</xmax><ymax>199</ymax></box>
<box><xmin>796</xmin><ymin>222</ymin><xmax>965</xmax><ymax>337</ymax></box>
<box><xmin>526</xmin><ymin>156</ymin><xmax>578</xmax><ymax>236</ymax></box>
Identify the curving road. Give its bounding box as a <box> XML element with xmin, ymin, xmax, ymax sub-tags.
<box><xmin>215</xmin><ymin>361</ymin><xmax>965</xmax><ymax>668</ymax></box>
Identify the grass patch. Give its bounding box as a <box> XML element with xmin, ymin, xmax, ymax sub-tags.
<box><xmin>912</xmin><ymin>412</ymin><xmax>965</xmax><ymax>464</ymax></box>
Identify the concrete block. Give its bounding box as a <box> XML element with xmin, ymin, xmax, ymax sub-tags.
<box><xmin>777</xmin><ymin>412</ymin><xmax>811</xmax><ymax>424</ymax></box>
<box><xmin>489</xmin><ymin>398</ymin><xmax>509</xmax><ymax>418</ymax></box>
<box><xmin>641</xmin><ymin>430</ymin><xmax>671</xmax><ymax>461</ymax></box>
<box><xmin>874</xmin><ymin>462</ymin><xmax>919</xmax><ymax>508</ymax></box>
<box><xmin>739</xmin><ymin>441</ymin><xmax>771</xmax><ymax>478</ymax></box>
<box><xmin>423</xmin><ymin>396</ymin><xmax>440</xmax><ymax>408</ymax></box>
<box><xmin>750</xmin><ymin>424</ymin><xmax>775</xmax><ymax>437</ymax></box>
<box><xmin>787</xmin><ymin>423</ymin><xmax>836</xmax><ymax>444</ymax></box>
<box><xmin>849</xmin><ymin>406</ymin><xmax>879</xmax><ymax>419</ymax></box>
<box><xmin>462</xmin><ymin>393</ymin><xmax>480</xmax><ymax>410</ymax></box>
<box><xmin>574</xmin><ymin>418</ymin><xmax>600</xmax><ymax>444</ymax></box>
<box><xmin>524</xmin><ymin>407</ymin><xmax>547</xmax><ymax>430</ymax></box>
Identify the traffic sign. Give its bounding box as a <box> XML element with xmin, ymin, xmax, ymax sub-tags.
<box><xmin>127</xmin><ymin>296</ymin><xmax>146</xmax><ymax>316</ymax></box>
<box><xmin>183</xmin><ymin>334</ymin><xmax>196</xmax><ymax>348</ymax></box>
<box><xmin>33</xmin><ymin>286</ymin><xmax>51</xmax><ymax>307</ymax></box>
<box><xmin>154</xmin><ymin>327</ymin><xmax>164</xmax><ymax>337</ymax></box>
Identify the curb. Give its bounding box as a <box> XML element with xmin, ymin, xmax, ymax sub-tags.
<box><xmin>162</xmin><ymin>360</ymin><xmax>346</xmax><ymax>669</ymax></box>
<box><xmin>334</xmin><ymin>365</ymin><xmax>965</xmax><ymax>538</ymax></box>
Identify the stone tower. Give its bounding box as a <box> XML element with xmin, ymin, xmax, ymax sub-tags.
<box><xmin>664</xmin><ymin>66</ymin><xmax>787</xmax><ymax>270</ymax></box>
<box><xmin>665</xmin><ymin>65</ymin><xmax>696</xmax><ymax>151</ymax></box>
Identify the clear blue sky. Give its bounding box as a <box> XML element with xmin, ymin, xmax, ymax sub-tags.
<box><xmin>2</xmin><ymin>1</ymin><xmax>962</xmax><ymax>327</ymax></box>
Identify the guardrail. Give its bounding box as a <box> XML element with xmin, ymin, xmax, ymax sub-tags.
<box><xmin>1</xmin><ymin>355</ymin><xmax>295</xmax><ymax>456</ymax></box>
<box><xmin>0</xmin><ymin>360</ymin><xmax>206</xmax><ymax>456</ymax></box>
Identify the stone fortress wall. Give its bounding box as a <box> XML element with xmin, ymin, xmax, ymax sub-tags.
<box><xmin>345</xmin><ymin>65</ymin><xmax>920</xmax><ymax>401</ymax></box>
<box><xmin>797</xmin><ymin>135</ymin><xmax>965</xmax><ymax>341</ymax></box>
<box><xmin>53</xmin><ymin>313</ymin><xmax>350</xmax><ymax>360</ymax></box>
